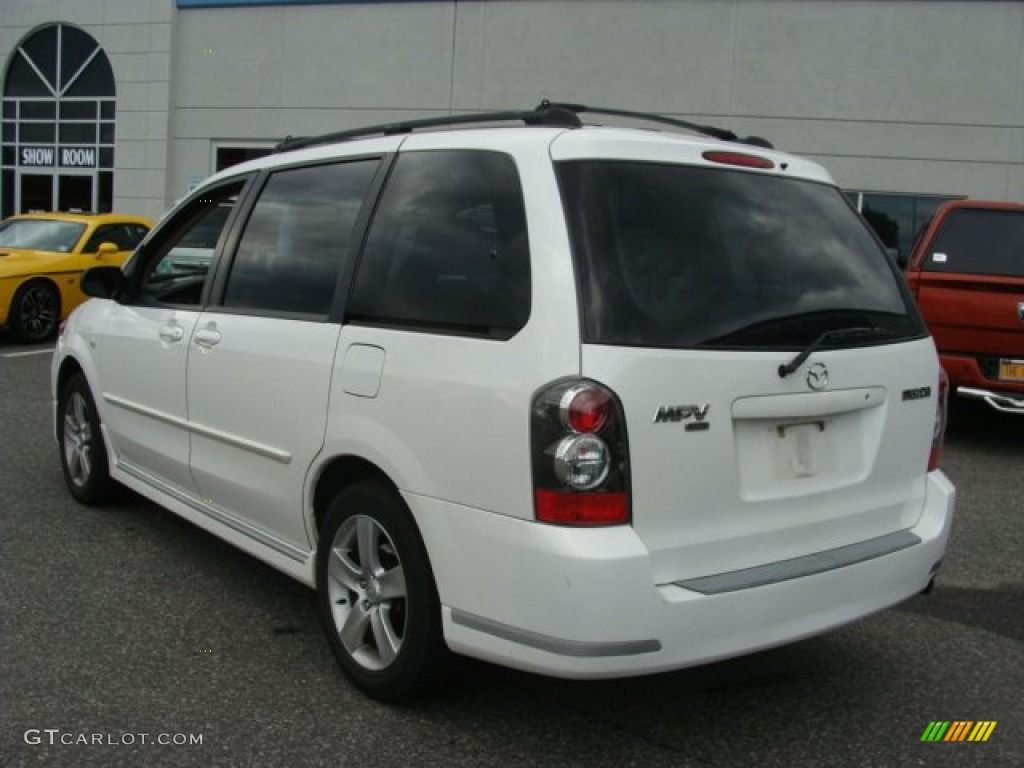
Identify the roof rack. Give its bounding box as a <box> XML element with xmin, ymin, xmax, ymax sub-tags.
<box><xmin>543</xmin><ymin>102</ymin><xmax>773</xmax><ymax>148</ymax></box>
<box><xmin>274</xmin><ymin>102</ymin><xmax>581</xmax><ymax>152</ymax></box>
<box><xmin>275</xmin><ymin>99</ymin><xmax>772</xmax><ymax>153</ymax></box>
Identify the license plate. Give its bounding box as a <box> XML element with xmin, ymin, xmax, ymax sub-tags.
<box><xmin>999</xmin><ymin>359</ymin><xmax>1024</xmax><ymax>382</ymax></box>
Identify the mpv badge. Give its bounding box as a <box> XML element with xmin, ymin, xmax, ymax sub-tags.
<box><xmin>653</xmin><ymin>404</ymin><xmax>711</xmax><ymax>432</ymax></box>
<box><xmin>806</xmin><ymin>362</ymin><xmax>829</xmax><ymax>391</ymax></box>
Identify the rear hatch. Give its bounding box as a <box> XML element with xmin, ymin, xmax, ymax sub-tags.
<box><xmin>909</xmin><ymin>205</ymin><xmax>1024</xmax><ymax>385</ymax></box>
<box><xmin>556</xmin><ymin>152</ymin><xmax>940</xmax><ymax>584</ymax></box>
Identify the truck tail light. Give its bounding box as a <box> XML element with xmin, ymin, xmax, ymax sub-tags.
<box><xmin>928</xmin><ymin>368</ymin><xmax>949</xmax><ymax>472</ymax></box>
<box><xmin>531</xmin><ymin>380</ymin><xmax>630</xmax><ymax>525</ymax></box>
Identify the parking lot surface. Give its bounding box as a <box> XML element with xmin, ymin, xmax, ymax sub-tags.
<box><xmin>1</xmin><ymin>337</ymin><xmax>1021</xmax><ymax>767</ymax></box>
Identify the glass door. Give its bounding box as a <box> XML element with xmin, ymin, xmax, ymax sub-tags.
<box><xmin>16</xmin><ymin>172</ymin><xmax>54</xmax><ymax>212</ymax></box>
<box><xmin>57</xmin><ymin>173</ymin><xmax>94</xmax><ymax>212</ymax></box>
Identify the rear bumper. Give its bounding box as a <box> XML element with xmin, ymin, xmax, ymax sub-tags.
<box><xmin>940</xmin><ymin>353</ymin><xmax>1024</xmax><ymax>412</ymax></box>
<box><xmin>957</xmin><ymin>387</ymin><xmax>1024</xmax><ymax>415</ymax></box>
<box><xmin>415</xmin><ymin>471</ymin><xmax>955</xmax><ymax>679</ymax></box>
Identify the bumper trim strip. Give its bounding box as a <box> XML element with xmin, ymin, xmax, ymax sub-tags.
<box><xmin>674</xmin><ymin>530</ymin><xmax>922</xmax><ymax>595</ymax></box>
<box><xmin>451</xmin><ymin>609</ymin><xmax>661</xmax><ymax>657</ymax></box>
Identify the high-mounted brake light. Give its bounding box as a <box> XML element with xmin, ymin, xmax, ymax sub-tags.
<box><xmin>702</xmin><ymin>150</ymin><xmax>774</xmax><ymax>170</ymax></box>
<box><xmin>531</xmin><ymin>380</ymin><xmax>630</xmax><ymax>526</ymax></box>
<box><xmin>928</xmin><ymin>368</ymin><xmax>949</xmax><ymax>472</ymax></box>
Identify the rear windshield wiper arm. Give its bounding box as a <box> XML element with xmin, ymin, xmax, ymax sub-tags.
<box><xmin>778</xmin><ymin>326</ymin><xmax>895</xmax><ymax>378</ymax></box>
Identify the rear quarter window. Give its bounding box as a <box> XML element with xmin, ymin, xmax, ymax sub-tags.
<box><xmin>921</xmin><ymin>208</ymin><xmax>1024</xmax><ymax>277</ymax></box>
<box><xmin>347</xmin><ymin>149</ymin><xmax>531</xmax><ymax>339</ymax></box>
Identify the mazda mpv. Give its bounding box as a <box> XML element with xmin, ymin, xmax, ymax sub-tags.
<box><xmin>52</xmin><ymin>103</ymin><xmax>955</xmax><ymax>701</ymax></box>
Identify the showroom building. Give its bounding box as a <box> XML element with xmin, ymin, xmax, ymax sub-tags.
<box><xmin>2</xmin><ymin>0</ymin><xmax>1023</xmax><ymax>257</ymax></box>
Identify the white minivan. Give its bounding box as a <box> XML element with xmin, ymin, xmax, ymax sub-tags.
<box><xmin>53</xmin><ymin>103</ymin><xmax>955</xmax><ymax>701</ymax></box>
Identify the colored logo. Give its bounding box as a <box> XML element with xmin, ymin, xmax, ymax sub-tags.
<box><xmin>920</xmin><ymin>721</ymin><xmax>997</xmax><ymax>742</ymax></box>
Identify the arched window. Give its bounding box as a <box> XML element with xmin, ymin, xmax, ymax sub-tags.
<box><xmin>2</xmin><ymin>23</ymin><xmax>115</xmax><ymax>216</ymax></box>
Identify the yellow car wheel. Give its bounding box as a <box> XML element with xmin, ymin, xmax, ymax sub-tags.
<box><xmin>10</xmin><ymin>279</ymin><xmax>60</xmax><ymax>343</ymax></box>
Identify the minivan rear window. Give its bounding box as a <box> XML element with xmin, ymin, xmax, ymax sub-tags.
<box><xmin>557</xmin><ymin>161</ymin><xmax>923</xmax><ymax>349</ymax></box>
<box><xmin>922</xmin><ymin>208</ymin><xmax>1024</xmax><ymax>277</ymax></box>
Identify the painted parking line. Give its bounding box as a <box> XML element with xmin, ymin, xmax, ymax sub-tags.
<box><xmin>1</xmin><ymin>348</ymin><xmax>54</xmax><ymax>358</ymax></box>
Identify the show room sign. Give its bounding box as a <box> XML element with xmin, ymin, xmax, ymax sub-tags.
<box><xmin>19</xmin><ymin>146</ymin><xmax>97</xmax><ymax>168</ymax></box>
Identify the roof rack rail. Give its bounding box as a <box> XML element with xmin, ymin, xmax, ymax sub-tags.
<box><xmin>275</xmin><ymin>102</ymin><xmax>582</xmax><ymax>153</ymax></box>
<box><xmin>541</xmin><ymin>101</ymin><xmax>773</xmax><ymax>148</ymax></box>
<box><xmin>275</xmin><ymin>99</ymin><xmax>772</xmax><ymax>153</ymax></box>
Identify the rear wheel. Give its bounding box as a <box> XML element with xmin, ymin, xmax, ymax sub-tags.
<box><xmin>316</xmin><ymin>479</ymin><xmax>448</xmax><ymax>702</ymax></box>
<box><xmin>10</xmin><ymin>280</ymin><xmax>60</xmax><ymax>343</ymax></box>
<box><xmin>58</xmin><ymin>373</ymin><xmax>114</xmax><ymax>505</ymax></box>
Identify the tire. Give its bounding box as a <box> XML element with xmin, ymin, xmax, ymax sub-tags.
<box><xmin>316</xmin><ymin>479</ymin><xmax>449</xmax><ymax>702</ymax></box>
<box><xmin>58</xmin><ymin>372</ymin><xmax>115</xmax><ymax>505</ymax></box>
<box><xmin>10</xmin><ymin>280</ymin><xmax>60</xmax><ymax>343</ymax></box>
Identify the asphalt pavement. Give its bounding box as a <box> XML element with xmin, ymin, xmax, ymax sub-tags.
<box><xmin>0</xmin><ymin>339</ymin><xmax>1021</xmax><ymax>768</ymax></box>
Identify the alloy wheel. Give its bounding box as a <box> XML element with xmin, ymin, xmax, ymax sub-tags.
<box><xmin>62</xmin><ymin>392</ymin><xmax>93</xmax><ymax>487</ymax></box>
<box><xmin>18</xmin><ymin>284</ymin><xmax>58</xmax><ymax>341</ymax></box>
<box><xmin>326</xmin><ymin>514</ymin><xmax>408</xmax><ymax>671</ymax></box>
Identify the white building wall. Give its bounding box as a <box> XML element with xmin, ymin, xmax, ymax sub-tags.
<box><xmin>449</xmin><ymin>0</ymin><xmax>1024</xmax><ymax>200</ymax></box>
<box><xmin>165</xmin><ymin>0</ymin><xmax>1024</xmax><ymax>206</ymax></box>
<box><xmin>0</xmin><ymin>0</ymin><xmax>173</xmax><ymax>219</ymax></box>
<box><xmin>3</xmin><ymin>1</ymin><xmax>1023</xmax><ymax>214</ymax></box>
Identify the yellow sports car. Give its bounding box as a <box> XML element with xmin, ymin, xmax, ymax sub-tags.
<box><xmin>0</xmin><ymin>212</ymin><xmax>152</xmax><ymax>342</ymax></box>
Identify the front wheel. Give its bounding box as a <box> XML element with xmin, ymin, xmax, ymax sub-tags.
<box><xmin>58</xmin><ymin>372</ymin><xmax>114</xmax><ymax>505</ymax></box>
<box><xmin>316</xmin><ymin>480</ymin><xmax>448</xmax><ymax>702</ymax></box>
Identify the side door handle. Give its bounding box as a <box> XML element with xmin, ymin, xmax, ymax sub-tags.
<box><xmin>159</xmin><ymin>323</ymin><xmax>184</xmax><ymax>343</ymax></box>
<box><xmin>194</xmin><ymin>327</ymin><xmax>221</xmax><ymax>349</ymax></box>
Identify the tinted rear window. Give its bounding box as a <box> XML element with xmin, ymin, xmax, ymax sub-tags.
<box><xmin>348</xmin><ymin>150</ymin><xmax>530</xmax><ymax>338</ymax></box>
<box><xmin>557</xmin><ymin>161</ymin><xmax>922</xmax><ymax>349</ymax></box>
<box><xmin>922</xmin><ymin>208</ymin><xmax>1024</xmax><ymax>277</ymax></box>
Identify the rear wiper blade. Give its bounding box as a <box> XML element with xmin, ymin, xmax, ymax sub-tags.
<box><xmin>777</xmin><ymin>326</ymin><xmax>895</xmax><ymax>378</ymax></box>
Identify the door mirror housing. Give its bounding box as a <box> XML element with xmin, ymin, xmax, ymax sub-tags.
<box><xmin>96</xmin><ymin>242</ymin><xmax>119</xmax><ymax>255</ymax></box>
<box><xmin>81</xmin><ymin>266</ymin><xmax>126</xmax><ymax>300</ymax></box>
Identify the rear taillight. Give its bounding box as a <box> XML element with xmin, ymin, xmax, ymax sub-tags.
<box><xmin>531</xmin><ymin>380</ymin><xmax>630</xmax><ymax>525</ymax></box>
<box><xmin>928</xmin><ymin>368</ymin><xmax>949</xmax><ymax>471</ymax></box>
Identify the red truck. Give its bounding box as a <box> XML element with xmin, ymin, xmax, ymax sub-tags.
<box><xmin>905</xmin><ymin>200</ymin><xmax>1024</xmax><ymax>414</ymax></box>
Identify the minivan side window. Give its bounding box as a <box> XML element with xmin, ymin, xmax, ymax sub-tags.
<box><xmin>222</xmin><ymin>159</ymin><xmax>379</xmax><ymax>316</ymax></box>
<box><xmin>348</xmin><ymin>150</ymin><xmax>530</xmax><ymax>338</ymax></box>
<box><xmin>138</xmin><ymin>180</ymin><xmax>246</xmax><ymax>307</ymax></box>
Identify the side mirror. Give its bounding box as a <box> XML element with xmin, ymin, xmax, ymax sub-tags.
<box><xmin>96</xmin><ymin>242</ymin><xmax>119</xmax><ymax>256</ymax></box>
<box><xmin>81</xmin><ymin>266</ymin><xmax>126</xmax><ymax>300</ymax></box>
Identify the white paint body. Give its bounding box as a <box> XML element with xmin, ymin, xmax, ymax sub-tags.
<box><xmin>52</xmin><ymin>125</ymin><xmax>955</xmax><ymax>678</ymax></box>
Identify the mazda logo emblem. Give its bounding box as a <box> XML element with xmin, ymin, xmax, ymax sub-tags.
<box><xmin>806</xmin><ymin>362</ymin><xmax>829</xmax><ymax>391</ymax></box>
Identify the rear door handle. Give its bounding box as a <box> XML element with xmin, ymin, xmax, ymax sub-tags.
<box><xmin>158</xmin><ymin>324</ymin><xmax>184</xmax><ymax>343</ymax></box>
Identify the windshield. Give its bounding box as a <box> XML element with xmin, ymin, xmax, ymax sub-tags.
<box><xmin>922</xmin><ymin>208</ymin><xmax>1024</xmax><ymax>277</ymax></box>
<box><xmin>0</xmin><ymin>219</ymin><xmax>86</xmax><ymax>253</ymax></box>
<box><xmin>557</xmin><ymin>161</ymin><xmax>923</xmax><ymax>349</ymax></box>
